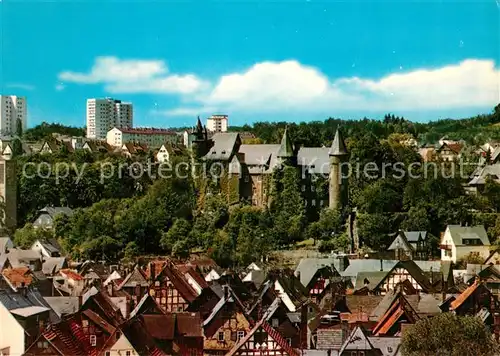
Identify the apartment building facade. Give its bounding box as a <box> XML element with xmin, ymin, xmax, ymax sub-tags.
<box><xmin>206</xmin><ymin>114</ymin><xmax>228</xmax><ymax>133</ymax></box>
<box><xmin>86</xmin><ymin>98</ymin><xmax>133</xmax><ymax>139</ymax></box>
<box><xmin>106</xmin><ymin>127</ymin><xmax>179</xmax><ymax>148</ymax></box>
<box><xmin>0</xmin><ymin>96</ymin><xmax>27</xmax><ymax>135</ymax></box>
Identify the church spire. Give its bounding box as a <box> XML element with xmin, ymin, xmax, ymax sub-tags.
<box><xmin>277</xmin><ymin>126</ymin><xmax>295</xmax><ymax>158</ymax></box>
<box><xmin>329</xmin><ymin>127</ymin><xmax>348</xmax><ymax>156</ymax></box>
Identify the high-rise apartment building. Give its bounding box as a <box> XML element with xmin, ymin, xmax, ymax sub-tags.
<box><xmin>0</xmin><ymin>95</ymin><xmax>27</xmax><ymax>135</ymax></box>
<box><xmin>86</xmin><ymin>98</ymin><xmax>133</xmax><ymax>139</ymax></box>
<box><xmin>206</xmin><ymin>114</ymin><xmax>228</xmax><ymax>133</ymax></box>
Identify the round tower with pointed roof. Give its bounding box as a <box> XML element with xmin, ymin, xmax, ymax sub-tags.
<box><xmin>329</xmin><ymin>127</ymin><xmax>349</xmax><ymax>210</ymax></box>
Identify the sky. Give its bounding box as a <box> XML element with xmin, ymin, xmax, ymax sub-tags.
<box><xmin>0</xmin><ymin>0</ymin><xmax>499</xmax><ymax>129</ymax></box>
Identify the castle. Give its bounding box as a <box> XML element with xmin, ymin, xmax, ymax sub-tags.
<box><xmin>191</xmin><ymin>117</ymin><xmax>349</xmax><ymax>211</ymax></box>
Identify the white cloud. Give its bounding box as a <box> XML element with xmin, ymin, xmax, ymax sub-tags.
<box><xmin>58</xmin><ymin>56</ymin><xmax>499</xmax><ymax>117</ymax></box>
<box><xmin>167</xmin><ymin>58</ymin><xmax>499</xmax><ymax>115</ymax></box>
<box><xmin>6</xmin><ymin>83</ymin><xmax>35</xmax><ymax>91</ymax></box>
<box><xmin>58</xmin><ymin>56</ymin><xmax>208</xmax><ymax>95</ymax></box>
<box><xmin>55</xmin><ymin>83</ymin><xmax>65</xmax><ymax>91</ymax></box>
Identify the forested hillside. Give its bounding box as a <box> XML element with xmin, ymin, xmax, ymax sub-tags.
<box><xmin>14</xmin><ymin>105</ymin><xmax>500</xmax><ymax>267</ymax></box>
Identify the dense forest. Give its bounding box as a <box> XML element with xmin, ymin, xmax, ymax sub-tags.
<box><xmin>13</xmin><ymin>105</ymin><xmax>500</xmax><ymax>267</ymax></box>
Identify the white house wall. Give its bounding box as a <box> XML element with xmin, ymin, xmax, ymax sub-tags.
<box><xmin>0</xmin><ymin>304</ymin><xmax>25</xmax><ymax>356</ymax></box>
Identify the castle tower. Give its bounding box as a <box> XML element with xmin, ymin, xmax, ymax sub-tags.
<box><xmin>0</xmin><ymin>157</ymin><xmax>17</xmax><ymax>232</ymax></box>
<box><xmin>276</xmin><ymin>126</ymin><xmax>296</xmax><ymax>166</ymax></box>
<box><xmin>192</xmin><ymin>116</ymin><xmax>212</xmax><ymax>158</ymax></box>
<box><xmin>328</xmin><ymin>127</ymin><xmax>348</xmax><ymax>210</ymax></box>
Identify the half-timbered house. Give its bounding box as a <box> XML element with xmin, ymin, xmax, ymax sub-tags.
<box><xmin>372</xmin><ymin>261</ymin><xmax>433</xmax><ymax>295</ymax></box>
<box><xmin>226</xmin><ymin>316</ymin><xmax>300</xmax><ymax>356</ymax></box>
<box><xmin>145</xmin><ymin>260</ymin><xmax>199</xmax><ymax>312</ymax></box>
<box><xmin>203</xmin><ymin>285</ymin><xmax>253</xmax><ymax>356</ymax></box>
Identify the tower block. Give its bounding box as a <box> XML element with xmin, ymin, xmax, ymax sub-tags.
<box><xmin>328</xmin><ymin>128</ymin><xmax>349</xmax><ymax>210</ymax></box>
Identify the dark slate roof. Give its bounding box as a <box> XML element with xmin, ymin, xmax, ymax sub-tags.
<box><xmin>0</xmin><ymin>287</ymin><xmax>60</xmax><ymax>323</ymax></box>
<box><xmin>328</xmin><ymin>128</ymin><xmax>348</xmax><ymax>156</ymax></box>
<box><xmin>205</xmin><ymin>133</ymin><xmax>240</xmax><ymax>161</ymax></box>
<box><xmin>39</xmin><ymin>206</ymin><xmax>74</xmax><ymax>218</ymax></box>
<box><xmin>403</xmin><ymin>231</ymin><xmax>428</xmax><ymax>242</ymax></box>
<box><xmin>276</xmin><ymin>127</ymin><xmax>295</xmax><ymax>158</ymax></box>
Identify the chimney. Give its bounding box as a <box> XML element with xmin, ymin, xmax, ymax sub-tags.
<box><xmin>107</xmin><ymin>283</ymin><xmax>113</xmax><ymax>297</ymax></box>
<box><xmin>149</xmin><ymin>262</ymin><xmax>155</xmax><ymax>282</ymax></box>
<box><xmin>78</xmin><ymin>295</ymin><xmax>83</xmax><ymax>309</ymax></box>
<box><xmin>380</xmin><ymin>259</ymin><xmax>383</xmax><ymax>272</ymax></box>
<box><xmin>223</xmin><ymin>285</ymin><xmax>229</xmax><ymax>300</ymax></box>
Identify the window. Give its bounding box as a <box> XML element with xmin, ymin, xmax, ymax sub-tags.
<box><xmin>218</xmin><ymin>331</ymin><xmax>225</xmax><ymax>341</ymax></box>
<box><xmin>82</xmin><ymin>319</ymin><xmax>89</xmax><ymax>327</ymax></box>
<box><xmin>271</xmin><ymin>318</ymin><xmax>279</xmax><ymax>327</ymax></box>
<box><xmin>90</xmin><ymin>335</ymin><xmax>97</xmax><ymax>346</ymax></box>
<box><xmin>311</xmin><ymin>199</ymin><xmax>316</xmax><ymax>206</ymax></box>
<box><xmin>178</xmin><ymin>306</ymin><xmax>183</xmax><ymax>312</ymax></box>
<box><xmin>168</xmin><ymin>288</ymin><xmax>173</xmax><ymax>295</ymax></box>
<box><xmin>286</xmin><ymin>338</ymin><xmax>292</xmax><ymax>345</ymax></box>
<box><xmin>126</xmin><ymin>352</ymin><xmax>131</xmax><ymax>356</ymax></box>
<box><xmin>105</xmin><ymin>352</ymin><xmax>111</xmax><ymax>356</ymax></box>
<box><xmin>237</xmin><ymin>331</ymin><xmax>245</xmax><ymax>340</ymax></box>
<box><xmin>301</xmin><ymin>185</ymin><xmax>306</xmax><ymax>192</ymax></box>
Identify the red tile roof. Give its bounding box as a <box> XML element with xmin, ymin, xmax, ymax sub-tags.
<box><xmin>177</xmin><ymin>264</ymin><xmax>209</xmax><ymax>290</ymax></box>
<box><xmin>2</xmin><ymin>267</ymin><xmax>33</xmax><ymax>288</ymax></box>
<box><xmin>142</xmin><ymin>314</ymin><xmax>175</xmax><ymax>340</ymax></box>
<box><xmin>450</xmin><ymin>279</ymin><xmax>480</xmax><ymax>311</ymax></box>
<box><xmin>60</xmin><ymin>269</ymin><xmax>83</xmax><ymax>281</ymax></box>
<box><xmin>176</xmin><ymin>312</ymin><xmax>203</xmax><ymax>337</ymax></box>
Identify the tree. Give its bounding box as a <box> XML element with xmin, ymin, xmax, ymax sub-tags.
<box><xmin>11</xmin><ymin>138</ymin><xmax>23</xmax><ymax>157</ymax></box>
<box><xmin>306</xmin><ymin>208</ymin><xmax>344</xmax><ymax>243</ymax></box>
<box><xmin>14</xmin><ymin>223</ymin><xmax>54</xmax><ymax>249</ymax></box>
<box><xmin>16</xmin><ymin>118</ymin><xmax>23</xmax><ymax>138</ymax></box>
<box><xmin>401</xmin><ymin>206</ymin><xmax>431</xmax><ymax>231</ymax></box>
<box><xmin>401</xmin><ymin>313</ymin><xmax>499</xmax><ymax>356</ymax></box>
<box><xmin>269</xmin><ymin>165</ymin><xmax>306</xmax><ymax>246</ymax></box>
<box><xmin>160</xmin><ymin>218</ymin><xmax>192</xmax><ymax>252</ymax></box>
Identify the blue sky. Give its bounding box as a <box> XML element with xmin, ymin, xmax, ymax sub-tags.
<box><xmin>0</xmin><ymin>0</ymin><xmax>498</xmax><ymax>128</ymax></box>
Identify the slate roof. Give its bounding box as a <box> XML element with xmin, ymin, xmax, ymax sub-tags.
<box><xmin>44</xmin><ymin>297</ymin><xmax>80</xmax><ymax>317</ymax></box>
<box><xmin>205</xmin><ymin>132</ymin><xmax>240</xmax><ymax>161</ymax></box>
<box><xmin>373</xmin><ymin>260</ymin><xmax>433</xmax><ymax>293</ymax></box>
<box><xmin>0</xmin><ymin>237</ymin><xmax>13</xmax><ymax>253</ymax></box>
<box><xmin>39</xmin><ymin>206</ymin><xmax>74</xmax><ymax>218</ymax></box>
<box><xmin>445</xmin><ymin>225</ymin><xmax>490</xmax><ymax>246</ymax></box>
<box><xmin>6</xmin><ymin>248</ymin><xmax>42</xmax><ymax>268</ymax></box>
<box><xmin>42</xmin><ymin>257</ymin><xmax>67</xmax><ymax>275</ymax></box>
<box><xmin>242</xmin><ymin>269</ymin><xmax>266</xmax><ymax>288</ymax></box>
<box><xmin>468</xmin><ymin>164</ymin><xmax>500</xmax><ymax>185</ymax></box>
<box><xmin>118</xmin><ymin>265</ymin><xmax>149</xmax><ymax>289</ymax></box>
<box><xmin>354</xmin><ymin>271</ymin><xmax>388</xmax><ymax>291</ymax></box>
<box><xmin>277</xmin><ymin>127</ymin><xmax>295</xmax><ymax>158</ymax></box>
<box><xmin>0</xmin><ymin>287</ymin><xmax>60</xmax><ymax>323</ymax></box>
<box><xmin>342</xmin><ymin>259</ymin><xmax>442</xmax><ymax>278</ymax></box>
<box><xmin>297</xmin><ymin>147</ymin><xmax>331</xmax><ymax>175</ymax></box>
<box><xmin>238</xmin><ymin>144</ymin><xmax>280</xmax><ymax>174</ymax></box>
<box><xmin>329</xmin><ymin>128</ymin><xmax>348</xmax><ymax>156</ymax></box>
